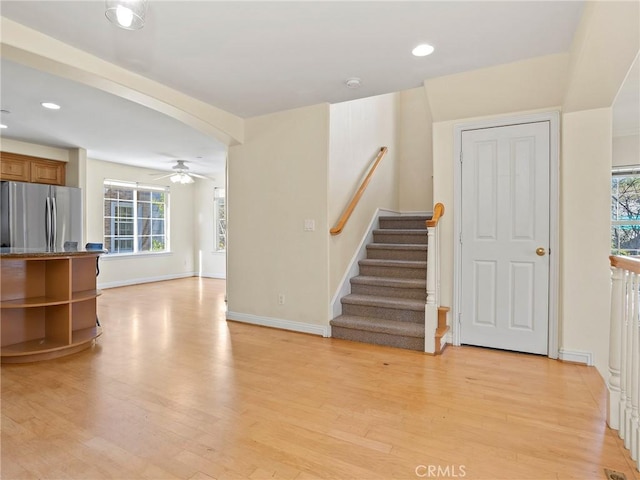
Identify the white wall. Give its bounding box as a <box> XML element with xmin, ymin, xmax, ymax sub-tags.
<box><xmin>328</xmin><ymin>93</ymin><xmax>400</xmax><ymax>295</ymax></box>
<box><xmin>194</xmin><ymin>176</ymin><xmax>227</xmax><ymax>279</ymax></box>
<box><xmin>227</xmin><ymin>104</ymin><xmax>330</xmax><ymax>332</ymax></box>
<box><xmin>560</xmin><ymin>108</ymin><xmax>613</xmax><ymax>376</ymax></box>
<box><xmin>86</xmin><ymin>158</ymin><xmax>196</xmax><ymax>288</ymax></box>
<box><xmin>398</xmin><ymin>87</ymin><xmax>433</xmax><ymax>211</ymax></box>
<box><xmin>613</xmin><ymin>134</ymin><xmax>640</xmax><ymax>168</ymax></box>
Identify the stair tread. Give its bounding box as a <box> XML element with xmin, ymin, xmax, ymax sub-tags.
<box><xmin>359</xmin><ymin>258</ymin><xmax>427</xmax><ymax>268</ymax></box>
<box><xmin>435</xmin><ymin>325</ymin><xmax>450</xmax><ymax>338</ymax></box>
<box><xmin>373</xmin><ymin>229</ymin><xmax>428</xmax><ymax>234</ymax></box>
<box><xmin>342</xmin><ymin>294</ymin><xmax>425</xmax><ymax>311</ymax></box>
<box><xmin>330</xmin><ymin>315</ymin><xmax>425</xmax><ymax>338</ymax></box>
<box><xmin>379</xmin><ymin>215</ymin><xmax>431</xmax><ymax>221</ymax></box>
<box><xmin>351</xmin><ymin>276</ymin><xmax>426</xmax><ymax>288</ymax></box>
<box><xmin>367</xmin><ymin>243</ymin><xmax>427</xmax><ymax>250</ymax></box>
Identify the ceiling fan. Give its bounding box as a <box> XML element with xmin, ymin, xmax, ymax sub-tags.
<box><xmin>151</xmin><ymin>160</ymin><xmax>209</xmax><ymax>184</ymax></box>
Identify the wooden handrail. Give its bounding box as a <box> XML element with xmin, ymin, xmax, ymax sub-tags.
<box><xmin>330</xmin><ymin>147</ymin><xmax>388</xmax><ymax>235</ymax></box>
<box><xmin>426</xmin><ymin>203</ymin><xmax>445</xmax><ymax>228</ymax></box>
<box><xmin>610</xmin><ymin>255</ymin><xmax>640</xmax><ymax>274</ymax></box>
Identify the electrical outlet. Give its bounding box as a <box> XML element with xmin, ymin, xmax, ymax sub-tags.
<box><xmin>278</xmin><ymin>294</ymin><xmax>285</xmax><ymax>305</ymax></box>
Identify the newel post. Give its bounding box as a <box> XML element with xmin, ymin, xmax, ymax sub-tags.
<box><xmin>608</xmin><ymin>265</ymin><xmax>623</xmax><ymax>429</ymax></box>
<box><xmin>424</xmin><ymin>225</ymin><xmax>437</xmax><ymax>354</ymax></box>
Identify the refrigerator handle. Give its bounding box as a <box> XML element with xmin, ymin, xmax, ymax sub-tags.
<box><xmin>51</xmin><ymin>197</ymin><xmax>57</xmax><ymax>250</ymax></box>
<box><xmin>45</xmin><ymin>197</ymin><xmax>52</xmax><ymax>250</ymax></box>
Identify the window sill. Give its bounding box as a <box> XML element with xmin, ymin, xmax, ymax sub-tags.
<box><xmin>102</xmin><ymin>251</ymin><xmax>173</xmax><ymax>260</ymax></box>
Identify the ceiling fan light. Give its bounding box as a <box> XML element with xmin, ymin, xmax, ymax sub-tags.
<box><xmin>170</xmin><ymin>173</ymin><xmax>194</xmax><ymax>184</ymax></box>
<box><xmin>105</xmin><ymin>0</ymin><xmax>147</xmax><ymax>30</ymax></box>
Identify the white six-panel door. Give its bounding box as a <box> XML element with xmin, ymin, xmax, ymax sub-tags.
<box><xmin>460</xmin><ymin>122</ymin><xmax>550</xmax><ymax>355</ymax></box>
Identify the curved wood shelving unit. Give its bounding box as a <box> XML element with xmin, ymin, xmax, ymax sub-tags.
<box><xmin>1</xmin><ymin>251</ymin><xmax>103</xmax><ymax>363</ymax></box>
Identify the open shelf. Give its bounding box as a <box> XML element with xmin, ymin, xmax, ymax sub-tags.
<box><xmin>1</xmin><ymin>252</ymin><xmax>103</xmax><ymax>363</ymax></box>
<box><xmin>71</xmin><ymin>290</ymin><xmax>101</xmax><ymax>303</ymax></box>
<box><xmin>1</xmin><ymin>296</ymin><xmax>70</xmax><ymax>308</ymax></box>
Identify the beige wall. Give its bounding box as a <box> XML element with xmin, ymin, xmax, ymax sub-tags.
<box><xmin>194</xmin><ymin>176</ymin><xmax>227</xmax><ymax>279</ymax></box>
<box><xmin>560</xmin><ymin>108</ymin><xmax>612</xmax><ymax>376</ymax></box>
<box><xmin>328</xmin><ymin>93</ymin><xmax>400</xmax><ymax>294</ymax></box>
<box><xmin>398</xmin><ymin>87</ymin><xmax>433</xmax><ymax>211</ymax></box>
<box><xmin>0</xmin><ymin>137</ymin><xmax>69</xmax><ymax>162</ymax></box>
<box><xmin>86</xmin><ymin>158</ymin><xmax>196</xmax><ymax>288</ymax></box>
<box><xmin>425</xmin><ymin>54</ymin><xmax>570</xmax><ymax>122</ymax></box>
<box><xmin>227</xmin><ymin>104</ymin><xmax>330</xmax><ymax>327</ymax></box>
<box><xmin>613</xmin><ymin>134</ymin><xmax>640</xmax><ymax>168</ymax></box>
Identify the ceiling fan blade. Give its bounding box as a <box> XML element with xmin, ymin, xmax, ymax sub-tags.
<box><xmin>149</xmin><ymin>172</ymin><xmax>174</xmax><ymax>180</ymax></box>
<box><xmin>190</xmin><ymin>172</ymin><xmax>214</xmax><ymax>180</ymax></box>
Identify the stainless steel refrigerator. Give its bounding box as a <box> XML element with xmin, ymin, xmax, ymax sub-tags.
<box><xmin>0</xmin><ymin>181</ymin><xmax>83</xmax><ymax>251</ymax></box>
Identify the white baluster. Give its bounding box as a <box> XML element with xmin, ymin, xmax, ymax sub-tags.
<box><xmin>621</xmin><ymin>270</ymin><xmax>630</xmax><ymax>439</ymax></box>
<box><xmin>632</xmin><ymin>282</ymin><xmax>640</xmax><ymax>460</ymax></box>
<box><xmin>626</xmin><ymin>273</ymin><xmax>637</xmax><ymax>449</ymax></box>
<box><xmin>609</xmin><ymin>266</ymin><xmax>623</xmax><ymax>430</ymax></box>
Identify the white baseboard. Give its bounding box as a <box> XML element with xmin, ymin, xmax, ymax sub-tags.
<box><xmin>227</xmin><ymin>311</ymin><xmax>330</xmax><ymax>338</ymax></box>
<box><xmin>199</xmin><ymin>272</ymin><xmax>226</xmax><ymax>279</ymax></box>
<box><xmin>98</xmin><ymin>272</ymin><xmax>196</xmax><ymax>289</ymax></box>
<box><xmin>558</xmin><ymin>348</ymin><xmax>593</xmax><ymax>366</ymax></box>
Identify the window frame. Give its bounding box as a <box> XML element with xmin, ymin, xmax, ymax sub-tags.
<box><xmin>611</xmin><ymin>167</ymin><xmax>640</xmax><ymax>256</ymax></box>
<box><xmin>214</xmin><ymin>187</ymin><xmax>226</xmax><ymax>252</ymax></box>
<box><xmin>103</xmin><ymin>179</ymin><xmax>170</xmax><ymax>256</ymax></box>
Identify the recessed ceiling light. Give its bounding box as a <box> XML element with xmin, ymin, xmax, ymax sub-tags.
<box><xmin>412</xmin><ymin>44</ymin><xmax>435</xmax><ymax>57</ymax></box>
<box><xmin>0</xmin><ymin>124</ymin><xmax>7</xmax><ymax>129</ymax></box>
<box><xmin>41</xmin><ymin>102</ymin><xmax>61</xmax><ymax>110</ymax></box>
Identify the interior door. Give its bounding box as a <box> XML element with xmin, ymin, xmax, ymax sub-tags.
<box><xmin>460</xmin><ymin>122</ymin><xmax>550</xmax><ymax>354</ymax></box>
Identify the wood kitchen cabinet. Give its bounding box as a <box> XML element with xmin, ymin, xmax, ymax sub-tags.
<box><xmin>0</xmin><ymin>152</ymin><xmax>66</xmax><ymax>185</ymax></box>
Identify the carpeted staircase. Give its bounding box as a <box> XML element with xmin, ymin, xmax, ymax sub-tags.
<box><xmin>330</xmin><ymin>215</ymin><xmax>448</xmax><ymax>352</ymax></box>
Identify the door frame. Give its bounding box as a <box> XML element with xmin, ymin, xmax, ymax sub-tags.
<box><xmin>452</xmin><ymin>111</ymin><xmax>560</xmax><ymax>358</ymax></box>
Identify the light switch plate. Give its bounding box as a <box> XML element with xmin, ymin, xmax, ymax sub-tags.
<box><xmin>304</xmin><ymin>219</ymin><xmax>315</xmax><ymax>231</ymax></box>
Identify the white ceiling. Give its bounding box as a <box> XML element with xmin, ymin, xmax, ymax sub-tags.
<box><xmin>0</xmin><ymin>1</ymin><xmax>592</xmax><ymax>174</ymax></box>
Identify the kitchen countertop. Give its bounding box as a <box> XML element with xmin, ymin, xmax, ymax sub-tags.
<box><xmin>0</xmin><ymin>248</ymin><xmax>106</xmax><ymax>258</ymax></box>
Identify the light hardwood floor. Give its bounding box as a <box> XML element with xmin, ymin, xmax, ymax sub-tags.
<box><xmin>1</xmin><ymin>277</ymin><xmax>638</xmax><ymax>480</ymax></box>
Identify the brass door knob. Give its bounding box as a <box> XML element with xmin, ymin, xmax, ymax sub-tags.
<box><xmin>536</xmin><ymin>247</ymin><xmax>546</xmax><ymax>256</ymax></box>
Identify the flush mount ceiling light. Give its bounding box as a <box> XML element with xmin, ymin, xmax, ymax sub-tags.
<box><xmin>412</xmin><ymin>43</ymin><xmax>435</xmax><ymax>57</ymax></box>
<box><xmin>0</xmin><ymin>125</ymin><xmax>7</xmax><ymax>129</ymax></box>
<box><xmin>41</xmin><ymin>102</ymin><xmax>61</xmax><ymax>110</ymax></box>
<box><xmin>345</xmin><ymin>77</ymin><xmax>362</xmax><ymax>89</ymax></box>
<box><xmin>105</xmin><ymin>0</ymin><xmax>148</xmax><ymax>30</ymax></box>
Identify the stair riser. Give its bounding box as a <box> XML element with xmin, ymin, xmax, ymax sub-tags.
<box><xmin>359</xmin><ymin>264</ymin><xmax>426</xmax><ymax>279</ymax></box>
<box><xmin>342</xmin><ymin>303</ymin><xmax>424</xmax><ymax>323</ymax></box>
<box><xmin>379</xmin><ymin>219</ymin><xmax>429</xmax><ymax>230</ymax></box>
<box><xmin>332</xmin><ymin>326</ymin><xmax>424</xmax><ymax>351</ymax></box>
<box><xmin>373</xmin><ymin>232</ymin><xmax>427</xmax><ymax>244</ymax></box>
<box><xmin>366</xmin><ymin>247</ymin><xmax>427</xmax><ymax>261</ymax></box>
<box><xmin>351</xmin><ymin>283</ymin><xmax>426</xmax><ymax>300</ymax></box>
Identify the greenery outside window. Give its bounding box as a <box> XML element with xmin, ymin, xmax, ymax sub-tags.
<box><xmin>215</xmin><ymin>188</ymin><xmax>226</xmax><ymax>252</ymax></box>
<box><xmin>612</xmin><ymin>168</ymin><xmax>640</xmax><ymax>256</ymax></box>
<box><xmin>104</xmin><ymin>180</ymin><xmax>169</xmax><ymax>254</ymax></box>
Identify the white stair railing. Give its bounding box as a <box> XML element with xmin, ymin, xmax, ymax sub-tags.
<box><xmin>608</xmin><ymin>255</ymin><xmax>640</xmax><ymax>471</ymax></box>
<box><xmin>425</xmin><ymin>203</ymin><xmax>444</xmax><ymax>354</ymax></box>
